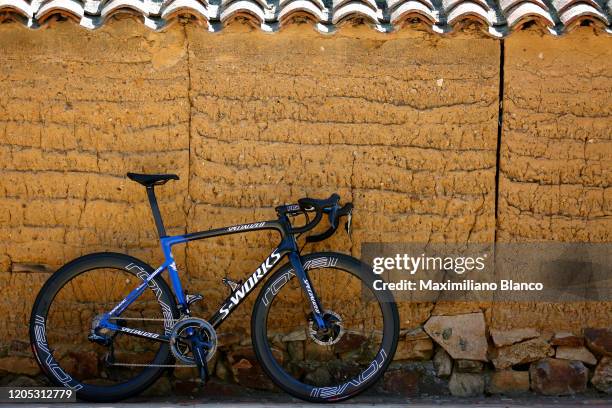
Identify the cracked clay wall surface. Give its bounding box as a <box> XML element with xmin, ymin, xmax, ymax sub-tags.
<box><xmin>0</xmin><ymin>20</ymin><xmax>610</xmax><ymax>351</ymax></box>
<box><xmin>490</xmin><ymin>29</ymin><xmax>612</xmax><ymax>331</ymax></box>
<box><xmin>183</xmin><ymin>24</ymin><xmax>499</xmax><ymax>327</ymax></box>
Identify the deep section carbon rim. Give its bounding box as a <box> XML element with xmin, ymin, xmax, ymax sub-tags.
<box><xmin>252</xmin><ymin>253</ymin><xmax>398</xmax><ymax>402</ymax></box>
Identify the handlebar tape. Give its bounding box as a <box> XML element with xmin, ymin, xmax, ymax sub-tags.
<box><xmin>305</xmin><ymin>202</ymin><xmax>353</xmax><ymax>243</ymax></box>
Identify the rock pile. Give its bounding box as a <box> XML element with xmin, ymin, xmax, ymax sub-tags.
<box><xmin>382</xmin><ymin>313</ymin><xmax>611</xmax><ymax>397</ymax></box>
<box><xmin>1</xmin><ymin>313</ymin><xmax>610</xmax><ymax>398</ymax></box>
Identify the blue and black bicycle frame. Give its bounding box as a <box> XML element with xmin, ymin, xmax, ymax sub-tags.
<box><xmin>96</xmin><ymin>182</ymin><xmax>351</xmax><ymax>343</ymax></box>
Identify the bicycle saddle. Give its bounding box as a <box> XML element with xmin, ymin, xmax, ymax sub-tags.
<box><xmin>127</xmin><ymin>172</ymin><xmax>179</xmax><ymax>187</ymax></box>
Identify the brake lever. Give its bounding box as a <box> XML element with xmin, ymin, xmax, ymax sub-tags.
<box><xmin>328</xmin><ymin>206</ymin><xmax>339</xmax><ymax>229</ymax></box>
<box><xmin>345</xmin><ymin>210</ymin><xmax>352</xmax><ymax>237</ymax></box>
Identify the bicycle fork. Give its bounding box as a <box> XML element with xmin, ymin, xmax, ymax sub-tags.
<box><xmin>288</xmin><ymin>252</ymin><xmax>327</xmax><ymax>330</ymax></box>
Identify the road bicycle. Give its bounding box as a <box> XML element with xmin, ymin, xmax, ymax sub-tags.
<box><xmin>30</xmin><ymin>172</ymin><xmax>399</xmax><ymax>402</ymax></box>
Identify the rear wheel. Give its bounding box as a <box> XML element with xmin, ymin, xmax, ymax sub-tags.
<box><xmin>251</xmin><ymin>252</ymin><xmax>399</xmax><ymax>402</ymax></box>
<box><xmin>29</xmin><ymin>253</ymin><xmax>179</xmax><ymax>402</ymax></box>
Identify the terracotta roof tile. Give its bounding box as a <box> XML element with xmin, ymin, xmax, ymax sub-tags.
<box><xmin>505</xmin><ymin>2</ymin><xmax>555</xmax><ymax>28</ymax></box>
<box><xmin>499</xmin><ymin>0</ymin><xmax>547</xmax><ymax>12</ymax></box>
<box><xmin>0</xmin><ymin>0</ymin><xmax>611</xmax><ymax>35</ymax></box>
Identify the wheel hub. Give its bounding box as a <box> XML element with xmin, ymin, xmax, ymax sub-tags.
<box><xmin>88</xmin><ymin>314</ymin><xmax>115</xmax><ymax>346</ymax></box>
<box><xmin>308</xmin><ymin>310</ymin><xmax>344</xmax><ymax>346</ymax></box>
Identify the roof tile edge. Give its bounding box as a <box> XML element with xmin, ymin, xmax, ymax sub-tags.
<box><xmin>0</xmin><ymin>0</ymin><xmax>611</xmax><ymax>37</ymax></box>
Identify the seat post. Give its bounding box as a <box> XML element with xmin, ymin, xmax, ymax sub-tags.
<box><xmin>145</xmin><ymin>186</ymin><xmax>167</xmax><ymax>238</ymax></box>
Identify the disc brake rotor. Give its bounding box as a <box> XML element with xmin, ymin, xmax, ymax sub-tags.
<box><xmin>308</xmin><ymin>310</ymin><xmax>344</xmax><ymax>346</ymax></box>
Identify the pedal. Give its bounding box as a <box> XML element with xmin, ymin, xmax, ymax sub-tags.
<box><xmin>222</xmin><ymin>277</ymin><xmax>241</xmax><ymax>293</ymax></box>
<box><xmin>185</xmin><ymin>293</ymin><xmax>204</xmax><ymax>306</ymax></box>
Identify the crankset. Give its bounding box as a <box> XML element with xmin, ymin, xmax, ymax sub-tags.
<box><xmin>170</xmin><ymin>317</ymin><xmax>217</xmax><ymax>382</ymax></box>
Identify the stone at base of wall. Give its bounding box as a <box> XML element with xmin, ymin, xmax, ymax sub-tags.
<box><xmin>490</xmin><ymin>328</ymin><xmax>540</xmax><ymax>348</ymax></box>
<box><xmin>591</xmin><ymin>357</ymin><xmax>611</xmax><ymax>394</ymax></box>
<box><xmin>530</xmin><ymin>358</ymin><xmax>588</xmax><ymax>396</ymax></box>
<box><xmin>556</xmin><ymin>346</ymin><xmax>597</xmax><ymax>366</ymax></box>
<box><xmin>0</xmin><ymin>356</ymin><xmax>40</xmax><ymax>377</ymax></box>
<box><xmin>448</xmin><ymin>372</ymin><xmax>485</xmax><ymax>397</ymax></box>
<box><xmin>584</xmin><ymin>329</ymin><xmax>612</xmax><ymax>358</ymax></box>
<box><xmin>383</xmin><ymin>362</ymin><xmax>450</xmax><ymax>396</ymax></box>
<box><xmin>492</xmin><ymin>338</ymin><xmax>554</xmax><ymax>370</ymax></box>
<box><xmin>424</xmin><ymin>314</ymin><xmax>488</xmax><ymax>362</ymax></box>
<box><xmin>486</xmin><ymin>370</ymin><xmax>530</xmax><ymax>395</ymax></box>
<box><xmin>1</xmin><ymin>375</ymin><xmax>41</xmax><ymax>388</ymax></box>
<box><xmin>433</xmin><ymin>348</ymin><xmax>452</xmax><ymax>378</ymax></box>
<box><xmin>551</xmin><ymin>332</ymin><xmax>584</xmax><ymax>347</ymax></box>
<box><xmin>395</xmin><ymin>328</ymin><xmax>434</xmax><ymax>361</ymax></box>
<box><xmin>454</xmin><ymin>360</ymin><xmax>484</xmax><ymax>373</ymax></box>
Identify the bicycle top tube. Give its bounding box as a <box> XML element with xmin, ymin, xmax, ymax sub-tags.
<box><xmin>168</xmin><ymin>219</ymin><xmax>287</xmax><ymax>246</ymax></box>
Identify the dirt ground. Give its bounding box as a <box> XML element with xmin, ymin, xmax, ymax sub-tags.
<box><xmin>3</xmin><ymin>395</ymin><xmax>612</xmax><ymax>408</ymax></box>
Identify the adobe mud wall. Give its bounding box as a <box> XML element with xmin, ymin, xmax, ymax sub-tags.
<box><xmin>490</xmin><ymin>29</ymin><xmax>612</xmax><ymax>332</ymax></box>
<box><xmin>0</xmin><ymin>19</ymin><xmax>610</xmax><ymax>393</ymax></box>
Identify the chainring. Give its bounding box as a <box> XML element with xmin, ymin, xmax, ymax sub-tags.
<box><xmin>170</xmin><ymin>317</ymin><xmax>217</xmax><ymax>364</ymax></box>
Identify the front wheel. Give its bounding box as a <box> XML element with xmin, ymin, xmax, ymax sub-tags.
<box><xmin>251</xmin><ymin>252</ymin><xmax>399</xmax><ymax>402</ymax></box>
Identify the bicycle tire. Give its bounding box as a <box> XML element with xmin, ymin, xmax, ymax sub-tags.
<box><xmin>251</xmin><ymin>252</ymin><xmax>399</xmax><ymax>402</ymax></box>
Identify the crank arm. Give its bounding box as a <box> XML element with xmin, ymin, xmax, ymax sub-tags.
<box><xmin>192</xmin><ymin>345</ymin><xmax>209</xmax><ymax>383</ymax></box>
<box><xmin>188</xmin><ymin>332</ymin><xmax>210</xmax><ymax>383</ymax></box>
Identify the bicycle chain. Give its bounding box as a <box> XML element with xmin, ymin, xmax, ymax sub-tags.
<box><xmin>109</xmin><ymin>362</ymin><xmax>196</xmax><ymax>368</ymax></box>
<box><xmin>105</xmin><ymin>319</ymin><xmax>380</xmax><ymax>368</ymax></box>
<box><xmin>108</xmin><ymin>317</ymin><xmax>175</xmax><ymax>322</ymax></box>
